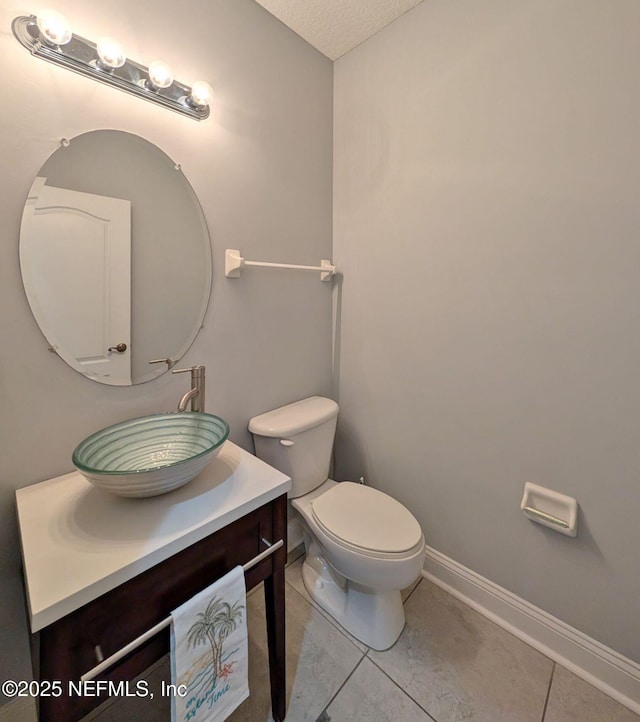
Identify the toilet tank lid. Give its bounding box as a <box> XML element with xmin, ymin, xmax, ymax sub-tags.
<box><xmin>249</xmin><ymin>396</ymin><xmax>338</xmax><ymax>437</ymax></box>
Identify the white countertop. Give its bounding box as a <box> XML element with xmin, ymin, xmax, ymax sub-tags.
<box><xmin>16</xmin><ymin>441</ymin><xmax>291</xmax><ymax>632</ymax></box>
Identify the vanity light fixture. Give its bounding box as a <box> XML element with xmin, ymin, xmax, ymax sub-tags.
<box><xmin>187</xmin><ymin>81</ymin><xmax>214</xmax><ymax>109</ymax></box>
<box><xmin>36</xmin><ymin>9</ymin><xmax>71</xmax><ymax>46</ymax></box>
<box><xmin>95</xmin><ymin>36</ymin><xmax>126</xmax><ymax>71</ymax></box>
<box><xmin>147</xmin><ymin>60</ymin><xmax>173</xmax><ymax>90</ymax></box>
<box><xmin>12</xmin><ymin>11</ymin><xmax>212</xmax><ymax>120</ymax></box>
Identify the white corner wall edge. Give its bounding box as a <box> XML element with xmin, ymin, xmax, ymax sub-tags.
<box><xmin>287</xmin><ymin>517</ymin><xmax>304</xmax><ymax>552</ymax></box>
<box><xmin>422</xmin><ymin>545</ymin><xmax>640</xmax><ymax>715</ymax></box>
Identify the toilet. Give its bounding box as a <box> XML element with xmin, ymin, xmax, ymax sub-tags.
<box><xmin>249</xmin><ymin>396</ymin><xmax>425</xmax><ymax>650</ymax></box>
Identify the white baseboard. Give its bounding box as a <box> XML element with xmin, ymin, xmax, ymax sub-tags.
<box><xmin>422</xmin><ymin>545</ymin><xmax>640</xmax><ymax>715</ymax></box>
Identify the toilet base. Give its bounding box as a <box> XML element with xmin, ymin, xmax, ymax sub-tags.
<box><xmin>300</xmin><ymin>548</ymin><xmax>405</xmax><ymax>651</ymax></box>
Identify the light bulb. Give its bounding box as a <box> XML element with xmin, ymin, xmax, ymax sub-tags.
<box><xmin>36</xmin><ymin>10</ymin><xmax>72</xmax><ymax>46</ymax></box>
<box><xmin>96</xmin><ymin>37</ymin><xmax>126</xmax><ymax>69</ymax></box>
<box><xmin>147</xmin><ymin>60</ymin><xmax>173</xmax><ymax>90</ymax></box>
<box><xmin>188</xmin><ymin>80</ymin><xmax>213</xmax><ymax>108</ymax></box>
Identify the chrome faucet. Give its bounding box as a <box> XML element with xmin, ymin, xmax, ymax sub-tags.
<box><xmin>172</xmin><ymin>365</ymin><xmax>205</xmax><ymax>412</ymax></box>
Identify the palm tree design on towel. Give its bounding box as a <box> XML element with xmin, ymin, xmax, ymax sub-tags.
<box><xmin>183</xmin><ymin>596</ymin><xmax>245</xmax><ymax>715</ymax></box>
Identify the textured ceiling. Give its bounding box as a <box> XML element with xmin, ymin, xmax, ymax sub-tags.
<box><xmin>253</xmin><ymin>0</ymin><xmax>424</xmax><ymax>60</ymax></box>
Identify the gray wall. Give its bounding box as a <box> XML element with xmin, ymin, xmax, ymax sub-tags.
<box><xmin>0</xmin><ymin>0</ymin><xmax>332</xmax><ymax>699</ymax></box>
<box><xmin>334</xmin><ymin>0</ymin><xmax>640</xmax><ymax>662</ymax></box>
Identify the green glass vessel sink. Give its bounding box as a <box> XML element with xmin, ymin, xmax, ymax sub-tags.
<box><xmin>72</xmin><ymin>412</ymin><xmax>230</xmax><ymax>497</ymax></box>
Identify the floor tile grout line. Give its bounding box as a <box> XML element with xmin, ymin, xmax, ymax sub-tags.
<box><xmin>315</xmin><ymin>654</ymin><xmax>368</xmax><ymax>721</ymax></box>
<box><xmin>403</xmin><ymin>577</ymin><xmax>423</xmax><ymax>605</ymax></box>
<box><xmin>540</xmin><ymin>662</ymin><xmax>556</xmax><ymax>722</ymax></box>
<box><xmin>366</xmin><ymin>655</ymin><xmax>438</xmax><ymax>721</ymax></box>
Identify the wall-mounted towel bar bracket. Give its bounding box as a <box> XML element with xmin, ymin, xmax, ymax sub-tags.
<box><xmin>81</xmin><ymin>537</ymin><xmax>284</xmax><ymax>682</ymax></box>
<box><xmin>225</xmin><ymin>248</ymin><xmax>336</xmax><ymax>281</ymax></box>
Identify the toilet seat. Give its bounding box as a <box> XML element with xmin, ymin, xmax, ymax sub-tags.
<box><xmin>311</xmin><ymin>482</ymin><xmax>423</xmax><ymax>557</ymax></box>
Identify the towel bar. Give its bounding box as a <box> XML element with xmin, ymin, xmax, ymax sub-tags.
<box><xmin>225</xmin><ymin>249</ymin><xmax>337</xmax><ymax>281</ymax></box>
<box><xmin>80</xmin><ymin>537</ymin><xmax>284</xmax><ymax>682</ymax></box>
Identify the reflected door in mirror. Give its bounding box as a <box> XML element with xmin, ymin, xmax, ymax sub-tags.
<box><xmin>21</xmin><ymin>177</ymin><xmax>132</xmax><ymax>384</ymax></box>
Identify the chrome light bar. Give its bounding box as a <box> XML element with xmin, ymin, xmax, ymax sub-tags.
<box><xmin>12</xmin><ymin>14</ymin><xmax>212</xmax><ymax>121</ymax></box>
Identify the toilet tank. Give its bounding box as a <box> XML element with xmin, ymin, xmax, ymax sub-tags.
<box><xmin>249</xmin><ymin>397</ymin><xmax>339</xmax><ymax>498</ymax></box>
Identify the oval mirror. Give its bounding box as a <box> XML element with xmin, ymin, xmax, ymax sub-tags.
<box><xmin>19</xmin><ymin>130</ymin><xmax>211</xmax><ymax>385</ymax></box>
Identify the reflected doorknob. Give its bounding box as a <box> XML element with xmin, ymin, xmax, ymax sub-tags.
<box><xmin>108</xmin><ymin>343</ymin><xmax>127</xmax><ymax>353</ymax></box>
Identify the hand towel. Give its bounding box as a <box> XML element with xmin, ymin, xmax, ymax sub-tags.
<box><xmin>171</xmin><ymin>566</ymin><xmax>249</xmax><ymax>722</ymax></box>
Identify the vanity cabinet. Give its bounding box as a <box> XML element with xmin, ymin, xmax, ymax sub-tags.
<box><xmin>16</xmin><ymin>442</ymin><xmax>291</xmax><ymax>722</ymax></box>
<box><xmin>34</xmin><ymin>496</ymin><xmax>287</xmax><ymax>721</ymax></box>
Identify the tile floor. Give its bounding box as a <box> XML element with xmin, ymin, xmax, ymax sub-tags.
<box><xmin>3</xmin><ymin>554</ymin><xmax>638</xmax><ymax>722</ymax></box>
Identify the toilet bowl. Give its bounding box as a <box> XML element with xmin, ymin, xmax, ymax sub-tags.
<box><xmin>249</xmin><ymin>397</ymin><xmax>425</xmax><ymax>650</ymax></box>
<box><xmin>293</xmin><ymin>479</ymin><xmax>424</xmax><ymax>649</ymax></box>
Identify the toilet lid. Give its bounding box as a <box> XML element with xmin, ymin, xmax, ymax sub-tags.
<box><xmin>311</xmin><ymin>482</ymin><xmax>422</xmax><ymax>554</ymax></box>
